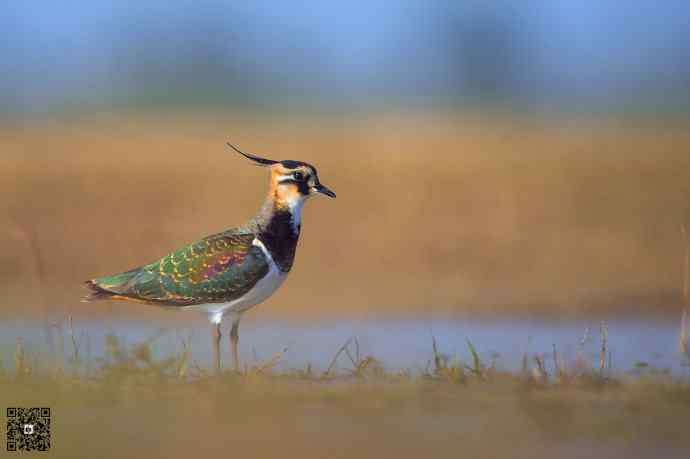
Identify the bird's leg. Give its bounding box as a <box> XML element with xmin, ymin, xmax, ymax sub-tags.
<box><xmin>212</xmin><ymin>323</ymin><xmax>222</xmax><ymax>374</ymax></box>
<box><xmin>230</xmin><ymin>319</ymin><xmax>240</xmax><ymax>373</ymax></box>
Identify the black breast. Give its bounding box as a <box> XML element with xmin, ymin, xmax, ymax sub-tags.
<box><xmin>258</xmin><ymin>209</ymin><xmax>300</xmax><ymax>272</ymax></box>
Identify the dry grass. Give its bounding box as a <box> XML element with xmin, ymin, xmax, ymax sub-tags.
<box><xmin>1</xmin><ymin>112</ymin><xmax>690</xmax><ymax>320</ymax></box>
<box><xmin>2</xmin><ymin>326</ymin><xmax>690</xmax><ymax>459</ymax></box>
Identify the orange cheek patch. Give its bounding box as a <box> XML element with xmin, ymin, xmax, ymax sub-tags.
<box><xmin>268</xmin><ymin>166</ymin><xmax>292</xmax><ymax>195</ymax></box>
<box><xmin>268</xmin><ymin>168</ymin><xmax>281</xmax><ymax>196</ymax></box>
<box><xmin>267</xmin><ymin>165</ymin><xmax>302</xmax><ymax>208</ymax></box>
<box><xmin>275</xmin><ymin>184</ymin><xmax>300</xmax><ymax>209</ymax></box>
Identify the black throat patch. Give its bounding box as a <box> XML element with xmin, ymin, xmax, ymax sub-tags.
<box><xmin>258</xmin><ymin>208</ymin><xmax>300</xmax><ymax>273</ymax></box>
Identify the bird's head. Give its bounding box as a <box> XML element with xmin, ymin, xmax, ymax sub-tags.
<box><xmin>229</xmin><ymin>143</ymin><xmax>336</xmax><ymax>212</ymax></box>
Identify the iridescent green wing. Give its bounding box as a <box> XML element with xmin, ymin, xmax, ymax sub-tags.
<box><xmin>94</xmin><ymin>231</ymin><xmax>269</xmax><ymax>305</ymax></box>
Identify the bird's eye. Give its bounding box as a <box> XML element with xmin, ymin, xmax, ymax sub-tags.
<box><xmin>293</xmin><ymin>172</ymin><xmax>304</xmax><ymax>181</ymax></box>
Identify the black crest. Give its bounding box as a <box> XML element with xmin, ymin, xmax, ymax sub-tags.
<box><xmin>227</xmin><ymin>142</ymin><xmax>278</xmax><ymax>166</ymax></box>
<box><xmin>281</xmin><ymin>159</ymin><xmax>318</xmax><ymax>174</ymax></box>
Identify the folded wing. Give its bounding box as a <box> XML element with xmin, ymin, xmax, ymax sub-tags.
<box><xmin>85</xmin><ymin>232</ymin><xmax>269</xmax><ymax>306</ymax></box>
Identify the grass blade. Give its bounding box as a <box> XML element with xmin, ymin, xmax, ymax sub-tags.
<box><xmin>466</xmin><ymin>338</ymin><xmax>483</xmax><ymax>377</ymax></box>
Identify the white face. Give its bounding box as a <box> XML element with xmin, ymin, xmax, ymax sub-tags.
<box><xmin>274</xmin><ymin>166</ymin><xmax>316</xmax><ymax>197</ymax></box>
<box><xmin>282</xmin><ymin>188</ymin><xmax>305</xmax><ymax>232</ymax></box>
<box><xmin>270</xmin><ymin>163</ymin><xmax>334</xmax><ymax>233</ymax></box>
<box><xmin>273</xmin><ymin>167</ymin><xmax>314</xmax><ymax>232</ymax></box>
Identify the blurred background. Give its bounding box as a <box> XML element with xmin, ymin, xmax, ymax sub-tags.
<box><xmin>4</xmin><ymin>5</ymin><xmax>690</xmax><ymax>457</ymax></box>
<box><xmin>1</xmin><ymin>0</ymin><xmax>690</xmax><ymax>324</ymax></box>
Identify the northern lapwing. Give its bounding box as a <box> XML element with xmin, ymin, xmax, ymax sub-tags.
<box><xmin>84</xmin><ymin>143</ymin><xmax>336</xmax><ymax>372</ymax></box>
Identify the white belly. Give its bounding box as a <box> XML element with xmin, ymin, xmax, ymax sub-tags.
<box><xmin>195</xmin><ymin>238</ymin><xmax>287</xmax><ymax>324</ymax></box>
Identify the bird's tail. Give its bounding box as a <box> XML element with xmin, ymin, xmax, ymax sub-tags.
<box><xmin>82</xmin><ymin>268</ymin><xmax>140</xmax><ymax>302</ymax></box>
<box><xmin>83</xmin><ymin>280</ymin><xmax>116</xmax><ymax>301</ymax></box>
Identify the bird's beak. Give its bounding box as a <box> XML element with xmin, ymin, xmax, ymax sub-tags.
<box><xmin>313</xmin><ymin>183</ymin><xmax>336</xmax><ymax>198</ymax></box>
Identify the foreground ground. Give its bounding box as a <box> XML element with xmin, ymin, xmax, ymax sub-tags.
<box><xmin>2</xmin><ymin>334</ymin><xmax>689</xmax><ymax>459</ymax></box>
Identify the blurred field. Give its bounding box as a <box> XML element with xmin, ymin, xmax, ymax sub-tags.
<box><xmin>1</xmin><ymin>113</ymin><xmax>689</xmax><ymax>320</ymax></box>
<box><xmin>2</xmin><ymin>331</ymin><xmax>690</xmax><ymax>459</ymax></box>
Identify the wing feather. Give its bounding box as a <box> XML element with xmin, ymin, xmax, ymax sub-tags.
<box><xmin>86</xmin><ymin>231</ymin><xmax>269</xmax><ymax>306</ymax></box>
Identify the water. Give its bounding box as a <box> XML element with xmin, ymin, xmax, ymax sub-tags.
<box><xmin>1</xmin><ymin>316</ymin><xmax>687</xmax><ymax>376</ymax></box>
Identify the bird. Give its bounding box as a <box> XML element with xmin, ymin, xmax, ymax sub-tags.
<box><xmin>84</xmin><ymin>143</ymin><xmax>336</xmax><ymax>372</ymax></box>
